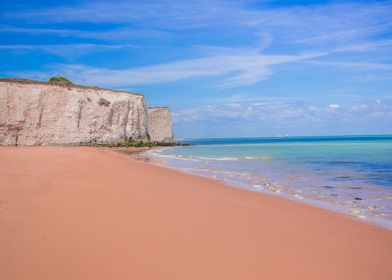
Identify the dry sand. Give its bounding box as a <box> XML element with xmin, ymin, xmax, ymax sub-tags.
<box><xmin>0</xmin><ymin>147</ymin><xmax>391</xmax><ymax>280</ymax></box>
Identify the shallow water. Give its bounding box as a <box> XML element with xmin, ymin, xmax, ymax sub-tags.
<box><xmin>143</xmin><ymin>135</ymin><xmax>392</xmax><ymax>229</ymax></box>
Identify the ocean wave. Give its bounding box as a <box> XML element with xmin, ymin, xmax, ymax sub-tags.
<box><xmin>180</xmin><ymin>155</ymin><xmax>270</xmax><ymax>161</ymax></box>
<box><xmin>193</xmin><ymin>156</ymin><xmax>240</xmax><ymax>161</ymax></box>
<box><xmin>245</xmin><ymin>156</ymin><xmax>271</xmax><ymax>160</ymax></box>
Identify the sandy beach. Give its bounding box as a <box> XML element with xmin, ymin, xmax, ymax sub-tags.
<box><xmin>1</xmin><ymin>147</ymin><xmax>391</xmax><ymax>280</ymax></box>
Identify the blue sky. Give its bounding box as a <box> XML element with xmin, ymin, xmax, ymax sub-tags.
<box><xmin>1</xmin><ymin>0</ymin><xmax>391</xmax><ymax>138</ymax></box>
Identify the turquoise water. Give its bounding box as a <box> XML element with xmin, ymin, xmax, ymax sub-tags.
<box><xmin>145</xmin><ymin>135</ymin><xmax>392</xmax><ymax>229</ymax></box>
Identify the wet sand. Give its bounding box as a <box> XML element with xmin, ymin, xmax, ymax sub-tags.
<box><xmin>0</xmin><ymin>147</ymin><xmax>391</xmax><ymax>280</ymax></box>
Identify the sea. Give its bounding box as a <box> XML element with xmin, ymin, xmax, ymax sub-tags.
<box><xmin>142</xmin><ymin>135</ymin><xmax>392</xmax><ymax>229</ymax></box>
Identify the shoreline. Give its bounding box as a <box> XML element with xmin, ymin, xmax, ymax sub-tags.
<box><xmin>1</xmin><ymin>147</ymin><xmax>391</xmax><ymax>279</ymax></box>
<box><xmin>140</xmin><ymin>146</ymin><xmax>392</xmax><ymax>231</ymax></box>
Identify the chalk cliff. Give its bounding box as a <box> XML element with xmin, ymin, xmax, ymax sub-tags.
<box><xmin>0</xmin><ymin>79</ymin><xmax>150</xmax><ymax>146</ymax></box>
<box><xmin>148</xmin><ymin>107</ymin><xmax>173</xmax><ymax>143</ymax></box>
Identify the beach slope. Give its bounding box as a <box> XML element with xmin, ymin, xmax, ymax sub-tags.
<box><xmin>0</xmin><ymin>147</ymin><xmax>391</xmax><ymax>280</ymax></box>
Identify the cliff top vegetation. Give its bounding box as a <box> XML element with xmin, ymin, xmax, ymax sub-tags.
<box><xmin>0</xmin><ymin>77</ymin><xmax>144</xmax><ymax>96</ymax></box>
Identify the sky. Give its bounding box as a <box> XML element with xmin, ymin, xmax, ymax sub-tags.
<box><xmin>1</xmin><ymin>0</ymin><xmax>391</xmax><ymax>138</ymax></box>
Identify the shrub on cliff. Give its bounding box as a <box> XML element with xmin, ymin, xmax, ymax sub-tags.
<box><xmin>48</xmin><ymin>76</ymin><xmax>73</xmax><ymax>87</ymax></box>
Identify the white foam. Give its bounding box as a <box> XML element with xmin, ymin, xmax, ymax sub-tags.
<box><xmin>197</xmin><ymin>157</ymin><xmax>240</xmax><ymax>161</ymax></box>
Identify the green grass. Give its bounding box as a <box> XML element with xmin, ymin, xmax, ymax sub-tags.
<box><xmin>48</xmin><ymin>76</ymin><xmax>73</xmax><ymax>87</ymax></box>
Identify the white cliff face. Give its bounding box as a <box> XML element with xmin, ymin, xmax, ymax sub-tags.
<box><xmin>0</xmin><ymin>80</ymin><xmax>149</xmax><ymax>145</ymax></box>
<box><xmin>148</xmin><ymin>107</ymin><xmax>173</xmax><ymax>143</ymax></box>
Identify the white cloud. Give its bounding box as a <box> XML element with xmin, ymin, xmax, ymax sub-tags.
<box><xmin>174</xmin><ymin>100</ymin><xmax>392</xmax><ymax>125</ymax></box>
<box><xmin>293</xmin><ymin>23</ymin><xmax>392</xmax><ymax>44</ymax></box>
<box><xmin>0</xmin><ymin>26</ymin><xmax>169</xmax><ymax>41</ymax></box>
<box><xmin>0</xmin><ymin>27</ymin><xmax>76</xmax><ymax>36</ymax></box>
<box><xmin>0</xmin><ymin>43</ymin><xmax>139</xmax><ymax>57</ymax></box>
<box><xmin>2</xmin><ymin>0</ymin><xmax>392</xmax><ymax>90</ymax></box>
<box><xmin>173</xmin><ymin>99</ymin><xmax>392</xmax><ymax>137</ymax></box>
<box><xmin>10</xmin><ymin>37</ymin><xmax>390</xmax><ymax>89</ymax></box>
<box><xmin>305</xmin><ymin>59</ymin><xmax>392</xmax><ymax>71</ymax></box>
<box><xmin>4</xmin><ymin>0</ymin><xmax>245</xmax><ymax>28</ymax></box>
<box><xmin>4</xmin><ymin>0</ymin><xmax>391</xmax><ymax>45</ymax></box>
<box><xmin>13</xmin><ymin>50</ymin><xmax>328</xmax><ymax>88</ymax></box>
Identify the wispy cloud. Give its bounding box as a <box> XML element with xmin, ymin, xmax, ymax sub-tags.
<box><xmin>294</xmin><ymin>23</ymin><xmax>392</xmax><ymax>44</ymax></box>
<box><xmin>2</xmin><ymin>1</ymin><xmax>391</xmax><ymax>60</ymax></box>
<box><xmin>2</xmin><ymin>0</ymin><xmax>244</xmax><ymax>28</ymax></box>
<box><xmin>306</xmin><ymin>60</ymin><xmax>392</xmax><ymax>71</ymax></box>
<box><xmin>0</xmin><ymin>26</ymin><xmax>169</xmax><ymax>41</ymax></box>
<box><xmin>13</xmin><ymin>50</ymin><xmax>329</xmax><ymax>88</ymax></box>
<box><xmin>4</xmin><ymin>1</ymin><xmax>391</xmax><ymax>43</ymax></box>
<box><xmin>0</xmin><ymin>43</ymin><xmax>139</xmax><ymax>57</ymax></box>
<box><xmin>0</xmin><ymin>26</ymin><xmax>76</xmax><ymax>36</ymax></box>
<box><xmin>10</xmin><ymin>37</ymin><xmax>391</xmax><ymax>89</ymax></box>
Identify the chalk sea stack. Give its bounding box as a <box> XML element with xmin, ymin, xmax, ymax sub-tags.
<box><xmin>148</xmin><ymin>107</ymin><xmax>173</xmax><ymax>143</ymax></box>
